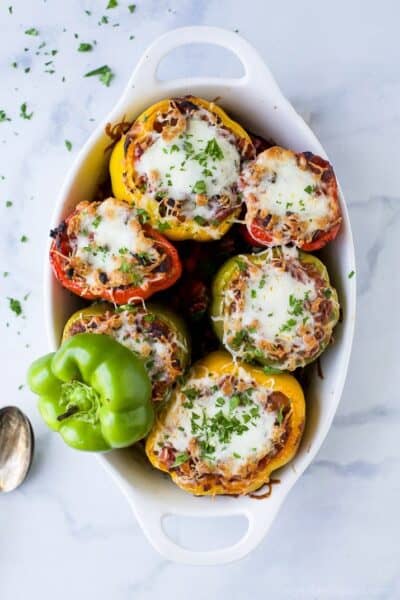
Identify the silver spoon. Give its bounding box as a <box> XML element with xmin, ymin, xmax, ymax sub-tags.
<box><xmin>0</xmin><ymin>406</ymin><xmax>34</xmax><ymax>492</ymax></box>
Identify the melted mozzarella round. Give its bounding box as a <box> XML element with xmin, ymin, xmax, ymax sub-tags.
<box><xmin>162</xmin><ymin>373</ymin><xmax>277</xmax><ymax>474</ymax></box>
<box><xmin>241</xmin><ymin>267</ymin><xmax>315</xmax><ymax>341</ymax></box>
<box><xmin>136</xmin><ymin>117</ymin><xmax>240</xmax><ymax>210</ymax></box>
<box><xmin>74</xmin><ymin>198</ymin><xmax>155</xmax><ymax>277</ymax></box>
<box><xmin>242</xmin><ymin>149</ymin><xmax>331</xmax><ymax>236</ymax></box>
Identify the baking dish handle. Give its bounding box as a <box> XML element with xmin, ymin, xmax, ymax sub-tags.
<box><xmin>120</xmin><ymin>26</ymin><xmax>281</xmax><ymax>92</ymax></box>
<box><xmin>131</xmin><ymin>501</ymin><xmax>279</xmax><ymax>566</ymax></box>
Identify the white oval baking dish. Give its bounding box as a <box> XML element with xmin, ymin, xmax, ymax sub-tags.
<box><xmin>44</xmin><ymin>26</ymin><xmax>356</xmax><ymax>565</ymax></box>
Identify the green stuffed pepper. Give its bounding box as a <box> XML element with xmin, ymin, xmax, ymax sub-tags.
<box><xmin>27</xmin><ymin>333</ymin><xmax>153</xmax><ymax>451</ymax></box>
<box><xmin>210</xmin><ymin>247</ymin><xmax>340</xmax><ymax>371</ymax></box>
<box><xmin>62</xmin><ymin>302</ymin><xmax>190</xmax><ymax>405</ymax></box>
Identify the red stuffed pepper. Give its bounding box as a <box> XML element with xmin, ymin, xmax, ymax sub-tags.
<box><xmin>50</xmin><ymin>197</ymin><xmax>182</xmax><ymax>304</ymax></box>
<box><xmin>240</xmin><ymin>146</ymin><xmax>342</xmax><ymax>251</ymax></box>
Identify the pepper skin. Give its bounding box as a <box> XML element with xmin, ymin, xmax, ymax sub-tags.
<box><xmin>27</xmin><ymin>333</ymin><xmax>153</xmax><ymax>451</ymax></box>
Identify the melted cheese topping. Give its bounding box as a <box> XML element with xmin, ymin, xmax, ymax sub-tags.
<box><xmin>158</xmin><ymin>370</ymin><xmax>277</xmax><ymax>475</ymax></box>
<box><xmin>136</xmin><ymin>115</ymin><xmax>241</xmax><ymax>220</ymax></box>
<box><xmin>241</xmin><ymin>148</ymin><xmax>336</xmax><ymax>244</ymax></box>
<box><xmin>220</xmin><ymin>249</ymin><xmax>330</xmax><ymax>371</ymax></box>
<box><xmin>241</xmin><ymin>268</ymin><xmax>315</xmax><ymax>341</ymax></box>
<box><xmin>69</xmin><ymin>198</ymin><xmax>160</xmax><ymax>290</ymax></box>
<box><xmin>110</xmin><ymin>314</ymin><xmax>174</xmax><ymax>383</ymax></box>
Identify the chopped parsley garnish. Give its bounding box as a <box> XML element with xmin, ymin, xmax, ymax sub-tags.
<box><xmin>20</xmin><ymin>103</ymin><xmax>33</xmax><ymax>120</ymax></box>
<box><xmin>229</xmin><ymin>395</ymin><xmax>240</xmax><ymax>411</ymax></box>
<box><xmin>235</xmin><ymin>257</ymin><xmax>247</xmax><ymax>272</ymax></box>
<box><xmin>92</xmin><ymin>215</ymin><xmax>102</xmax><ymax>228</ymax></box>
<box><xmin>348</xmin><ymin>270</ymin><xmax>355</xmax><ymax>279</ymax></box>
<box><xmin>276</xmin><ymin>406</ymin><xmax>284</xmax><ymax>425</ymax></box>
<box><xmin>182</xmin><ymin>387</ymin><xmax>198</xmax><ymax>401</ymax></box>
<box><xmin>78</xmin><ymin>43</ymin><xmax>93</xmax><ymax>52</ymax></box>
<box><xmin>25</xmin><ymin>27</ymin><xmax>39</xmax><ymax>36</ymax></box>
<box><xmin>135</xmin><ymin>208</ymin><xmax>150</xmax><ymax>224</ymax></box>
<box><xmin>84</xmin><ymin>65</ymin><xmax>114</xmax><ymax>86</ymax></box>
<box><xmin>157</xmin><ymin>220</ymin><xmax>171</xmax><ymax>232</ymax></box>
<box><xmin>8</xmin><ymin>297</ymin><xmax>22</xmax><ymax>316</ymax></box>
<box><xmin>288</xmin><ymin>294</ymin><xmax>304</xmax><ymax>317</ymax></box>
<box><xmin>172</xmin><ymin>452</ymin><xmax>189</xmax><ymax>468</ymax></box>
<box><xmin>205</xmin><ymin>138</ymin><xmax>224</xmax><ymax>160</ymax></box>
<box><xmin>231</xmin><ymin>329</ymin><xmax>248</xmax><ymax>347</ymax></box>
<box><xmin>251</xmin><ymin>289</ymin><xmax>257</xmax><ymax>299</ymax></box>
<box><xmin>194</xmin><ymin>215</ymin><xmax>207</xmax><ymax>226</ymax></box>
<box><xmin>279</xmin><ymin>318</ymin><xmax>297</xmax><ymax>333</ymax></box>
<box><xmin>65</xmin><ymin>140</ymin><xmax>72</xmax><ymax>151</ymax></box>
<box><xmin>192</xmin><ymin>180</ymin><xmax>206</xmax><ymax>194</ymax></box>
<box><xmin>323</xmin><ymin>288</ymin><xmax>332</xmax><ymax>298</ymax></box>
<box><xmin>0</xmin><ymin>110</ymin><xmax>11</xmax><ymax>123</ymax></box>
<box><xmin>304</xmin><ymin>185</ymin><xmax>317</xmax><ymax>194</ymax></box>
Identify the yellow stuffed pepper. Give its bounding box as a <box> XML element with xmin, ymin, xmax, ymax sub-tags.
<box><xmin>110</xmin><ymin>96</ymin><xmax>255</xmax><ymax>241</ymax></box>
<box><xmin>146</xmin><ymin>351</ymin><xmax>305</xmax><ymax>496</ymax></box>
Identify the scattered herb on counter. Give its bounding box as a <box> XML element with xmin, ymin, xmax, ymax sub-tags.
<box><xmin>78</xmin><ymin>42</ymin><xmax>93</xmax><ymax>52</ymax></box>
<box><xmin>8</xmin><ymin>6</ymin><xmax>13</xmax><ymax>14</ymax></box>
<box><xmin>65</xmin><ymin>140</ymin><xmax>72</xmax><ymax>151</ymax></box>
<box><xmin>8</xmin><ymin>297</ymin><xmax>22</xmax><ymax>316</ymax></box>
<box><xmin>99</xmin><ymin>15</ymin><xmax>109</xmax><ymax>24</ymax></box>
<box><xmin>85</xmin><ymin>10</ymin><xmax>91</xmax><ymax>15</ymax></box>
<box><xmin>348</xmin><ymin>270</ymin><xmax>355</xmax><ymax>279</ymax></box>
<box><xmin>107</xmin><ymin>0</ymin><xmax>118</xmax><ymax>7</ymax></box>
<box><xmin>0</xmin><ymin>110</ymin><xmax>11</xmax><ymax>122</ymax></box>
<box><xmin>128</xmin><ymin>4</ymin><xmax>136</xmax><ymax>12</ymax></box>
<box><xmin>84</xmin><ymin>65</ymin><xmax>114</xmax><ymax>86</ymax></box>
<box><xmin>3</xmin><ymin>272</ymin><xmax>9</xmax><ymax>277</ymax></box>
<box><xmin>20</xmin><ymin>235</ymin><xmax>28</xmax><ymax>243</ymax></box>
<box><xmin>25</xmin><ymin>27</ymin><xmax>39</xmax><ymax>36</ymax></box>
<box><xmin>24</xmin><ymin>67</ymin><xmax>30</xmax><ymax>73</ymax></box>
<box><xmin>18</xmin><ymin>384</ymin><xmax>24</xmax><ymax>390</ymax></box>
<box><xmin>20</xmin><ymin>103</ymin><xmax>33</xmax><ymax>119</ymax></box>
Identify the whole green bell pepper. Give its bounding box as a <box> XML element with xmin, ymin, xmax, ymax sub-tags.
<box><xmin>27</xmin><ymin>333</ymin><xmax>153</xmax><ymax>451</ymax></box>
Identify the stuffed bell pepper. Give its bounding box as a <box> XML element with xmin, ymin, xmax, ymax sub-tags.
<box><xmin>62</xmin><ymin>302</ymin><xmax>190</xmax><ymax>404</ymax></box>
<box><xmin>146</xmin><ymin>351</ymin><xmax>305</xmax><ymax>496</ymax></box>
<box><xmin>27</xmin><ymin>333</ymin><xmax>153</xmax><ymax>451</ymax></box>
<box><xmin>109</xmin><ymin>96</ymin><xmax>255</xmax><ymax>241</ymax></box>
<box><xmin>211</xmin><ymin>248</ymin><xmax>340</xmax><ymax>371</ymax></box>
<box><xmin>50</xmin><ymin>197</ymin><xmax>182</xmax><ymax>304</ymax></box>
<box><xmin>239</xmin><ymin>146</ymin><xmax>342</xmax><ymax>250</ymax></box>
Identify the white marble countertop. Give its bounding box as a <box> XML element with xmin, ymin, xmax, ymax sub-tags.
<box><xmin>1</xmin><ymin>1</ymin><xmax>399</xmax><ymax>598</ymax></box>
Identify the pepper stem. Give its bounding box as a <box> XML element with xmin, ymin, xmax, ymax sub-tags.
<box><xmin>57</xmin><ymin>405</ymin><xmax>79</xmax><ymax>421</ymax></box>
